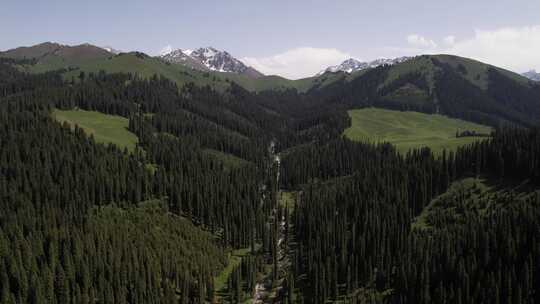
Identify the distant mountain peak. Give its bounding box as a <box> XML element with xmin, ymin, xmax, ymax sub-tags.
<box><xmin>102</xmin><ymin>46</ymin><xmax>121</xmax><ymax>55</ymax></box>
<box><xmin>159</xmin><ymin>46</ymin><xmax>263</xmax><ymax>78</ymax></box>
<box><xmin>318</xmin><ymin>56</ymin><xmax>412</xmax><ymax>76</ymax></box>
<box><xmin>522</xmin><ymin>70</ymin><xmax>540</xmax><ymax>81</ymax></box>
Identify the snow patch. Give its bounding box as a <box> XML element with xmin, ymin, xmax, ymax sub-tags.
<box><xmin>318</xmin><ymin>56</ymin><xmax>412</xmax><ymax>76</ymax></box>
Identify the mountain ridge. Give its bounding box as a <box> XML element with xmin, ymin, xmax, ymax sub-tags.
<box><xmin>0</xmin><ymin>42</ymin><xmax>113</xmax><ymax>73</ymax></box>
<box><xmin>0</xmin><ymin>42</ymin><xmax>536</xmax><ymax>101</ymax></box>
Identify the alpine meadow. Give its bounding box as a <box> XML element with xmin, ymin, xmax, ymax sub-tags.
<box><xmin>1</xmin><ymin>2</ymin><xmax>540</xmax><ymax>303</ymax></box>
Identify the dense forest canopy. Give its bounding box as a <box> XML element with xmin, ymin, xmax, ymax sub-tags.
<box><xmin>1</xmin><ymin>55</ymin><xmax>539</xmax><ymax>304</ymax></box>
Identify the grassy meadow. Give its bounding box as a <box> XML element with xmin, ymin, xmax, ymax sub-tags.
<box><xmin>343</xmin><ymin>108</ymin><xmax>492</xmax><ymax>154</ymax></box>
<box><xmin>52</xmin><ymin>109</ymin><xmax>138</xmax><ymax>152</ymax></box>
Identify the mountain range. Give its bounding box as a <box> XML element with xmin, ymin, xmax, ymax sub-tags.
<box><xmin>0</xmin><ymin>42</ymin><xmax>265</xmax><ymax>78</ymax></box>
<box><xmin>2</xmin><ymin>42</ymin><xmax>540</xmax><ymax>126</ymax></box>
<box><xmin>3</xmin><ymin>42</ymin><xmax>539</xmax><ymax>87</ymax></box>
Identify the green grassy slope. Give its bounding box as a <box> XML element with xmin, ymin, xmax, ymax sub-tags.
<box><xmin>224</xmin><ymin>73</ymin><xmax>316</xmax><ymax>92</ymax></box>
<box><xmin>61</xmin><ymin>53</ymin><xmax>234</xmax><ymax>91</ymax></box>
<box><xmin>343</xmin><ymin>108</ymin><xmax>492</xmax><ymax>154</ymax></box>
<box><xmin>52</xmin><ymin>109</ymin><xmax>138</xmax><ymax>151</ymax></box>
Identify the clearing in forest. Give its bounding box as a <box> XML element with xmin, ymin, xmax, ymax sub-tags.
<box><xmin>52</xmin><ymin>109</ymin><xmax>138</xmax><ymax>152</ymax></box>
<box><xmin>344</xmin><ymin>108</ymin><xmax>492</xmax><ymax>154</ymax></box>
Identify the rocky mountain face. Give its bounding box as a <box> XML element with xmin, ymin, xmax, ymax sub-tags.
<box><xmin>160</xmin><ymin>49</ymin><xmax>209</xmax><ymax>71</ymax></box>
<box><xmin>318</xmin><ymin>56</ymin><xmax>411</xmax><ymax>75</ymax></box>
<box><xmin>160</xmin><ymin>47</ymin><xmax>263</xmax><ymax>78</ymax></box>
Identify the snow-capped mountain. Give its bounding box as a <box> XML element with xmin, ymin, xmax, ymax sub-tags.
<box><xmin>160</xmin><ymin>49</ymin><xmax>209</xmax><ymax>71</ymax></box>
<box><xmin>318</xmin><ymin>56</ymin><xmax>411</xmax><ymax>76</ymax></box>
<box><xmin>102</xmin><ymin>46</ymin><xmax>122</xmax><ymax>55</ymax></box>
<box><xmin>522</xmin><ymin>70</ymin><xmax>540</xmax><ymax>81</ymax></box>
<box><xmin>160</xmin><ymin>47</ymin><xmax>263</xmax><ymax>78</ymax></box>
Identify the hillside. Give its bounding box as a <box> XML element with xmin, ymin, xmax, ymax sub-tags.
<box><xmin>412</xmin><ymin>177</ymin><xmax>540</xmax><ymax>231</ymax></box>
<box><xmin>281</xmin><ymin>127</ymin><xmax>540</xmax><ymax>303</ymax></box>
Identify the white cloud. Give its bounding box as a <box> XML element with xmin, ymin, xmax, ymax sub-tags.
<box><xmin>443</xmin><ymin>35</ymin><xmax>455</xmax><ymax>46</ymax></box>
<box><xmin>159</xmin><ymin>45</ymin><xmax>173</xmax><ymax>56</ymax></box>
<box><xmin>444</xmin><ymin>26</ymin><xmax>540</xmax><ymax>72</ymax></box>
<box><xmin>407</xmin><ymin>34</ymin><xmax>438</xmax><ymax>49</ymax></box>
<box><xmin>400</xmin><ymin>26</ymin><xmax>540</xmax><ymax>72</ymax></box>
<box><xmin>241</xmin><ymin>47</ymin><xmax>350</xmax><ymax>79</ymax></box>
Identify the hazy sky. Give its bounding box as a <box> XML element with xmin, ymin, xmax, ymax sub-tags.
<box><xmin>2</xmin><ymin>0</ymin><xmax>540</xmax><ymax>79</ymax></box>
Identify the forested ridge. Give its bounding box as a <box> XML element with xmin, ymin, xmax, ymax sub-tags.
<box><xmin>282</xmin><ymin>128</ymin><xmax>540</xmax><ymax>303</ymax></box>
<box><xmin>1</xmin><ymin>56</ymin><xmax>540</xmax><ymax>304</ymax></box>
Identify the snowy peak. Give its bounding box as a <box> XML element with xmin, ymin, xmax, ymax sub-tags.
<box><xmin>159</xmin><ymin>47</ymin><xmax>263</xmax><ymax>78</ymax></box>
<box><xmin>522</xmin><ymin>70</ymin><xmax>540</xmax><ymax>81</ymax></box>
<box><xmin>102</xmin><ymin>46</ymin><xmax>122</xmax><ymax>55</ymax></box>
<box><xmin>318</xmin><ymin>56</ymin><xmax>412</xmax><ymax>76</ymax></box>
<box><xmin>190</xmin><ymin>47</ymin><xmax>246</xmax><ymax>73</ymax></box>
<box><xmin>161</xmin><ymin>49</ymin><xmax>193</xmax><ymax>63</ymax></box>
<box><xmin>321</xmin><ymin>58</ymin><xmax>366</xmax><ymax>74</ymax></box>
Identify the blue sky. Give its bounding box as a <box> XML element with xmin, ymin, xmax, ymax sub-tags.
<box><xmin>2</xmin><ymin>0</ymin><xmax>540</xmax><ymax>78</ymax></box>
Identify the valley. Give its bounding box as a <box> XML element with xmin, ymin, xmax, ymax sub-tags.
<box><xmin>1</xmin><ymin>40</ymin><xmax>540</xmax><ymax>304</ymax></box>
